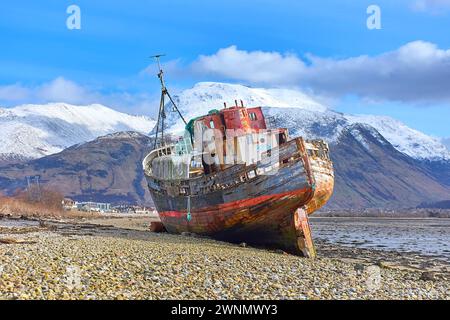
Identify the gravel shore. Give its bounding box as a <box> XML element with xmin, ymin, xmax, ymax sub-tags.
<box><xmin>0</xmin><ymin>218</ymin><xmax>448</xmax><ymax>300</ymax></box>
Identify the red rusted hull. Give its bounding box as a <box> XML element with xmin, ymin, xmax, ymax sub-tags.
<box><xmin>145</xmin><ymin>68</ymin><xmax>334</xmax><ymax>256</ymax></box>
<box><xmin>144</xmin><ymin>138</ymin><xmax>333</xmax><ymax>257</ymax></box>
<box><xmin>304</xmin><ymin>155</ymin><xmax>335</xmax><ymax>215</ymax></box>
<box><xmin>158</xmin><ymin>187</ymin><xmax>314</xmax><ymax>255</ymax></box>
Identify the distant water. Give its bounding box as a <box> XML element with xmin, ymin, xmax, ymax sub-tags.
<box><xmin>310</xmin><ymin>217</ymin><xmax>450</xmax><ymax>262</ymax></box>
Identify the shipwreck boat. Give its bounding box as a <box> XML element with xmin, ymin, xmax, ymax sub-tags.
<box><xmin>143</xmin><ymin>57</ymin><xmax>334</xmax><ymax>257</ymax></box>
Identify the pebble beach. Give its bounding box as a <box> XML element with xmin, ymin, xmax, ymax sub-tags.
<box><xmin>0</xmin><ymin>217</ymin><xmax>448</xmax><ymax>300</ymax></box>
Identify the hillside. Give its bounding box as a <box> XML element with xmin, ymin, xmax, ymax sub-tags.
<box><xmin>0</xmin><ymin>128</ymin><xmax>449</xmax><ymax>209</ymax></box>
<box><xmin>1</xmin><ymin>82</ymin><xmax>449</xmax><ymax>209</ymax></box>
<box><xmin>328</xmin><ymin>124</ymin><xmax>450</xmax><ymax>208</ymax></box>
<box><xmin>0</xmin><ymin>132</ymin><xmax>154</xmax><ymax>205</ymax></box>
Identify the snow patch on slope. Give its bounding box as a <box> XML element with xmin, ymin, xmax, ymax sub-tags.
<box><xmin>0</xmin><ymin>103</ymin><xmax>155</xmax><ymax>160</ymax></box>
<box><xmin>164</xmin><ymin>82</ymin><xmax>449</xmax><ymax>161</ymax></box>
<box><xmin>166</xmin><ymin>82</ymin><xmax>328</xmax><ymax>133</ymax></box>
<box><xmin>2</xmin><ymin>82</ymin><xmax>448</xmax><ymax>163</ymax></box>
<box><xmin>262</xmin><ymin>107</ymin><xmax>347</xmax><ymax>143</ymax></box>
<box><xmin>346</xmin><ymin>114</ymin><xmax>450</xmax><ymax>161</ymax></box>
<box><xmin>346</xmin><ymin>123</ymin><xmax>390</xmax><ymax>152</ymax></box>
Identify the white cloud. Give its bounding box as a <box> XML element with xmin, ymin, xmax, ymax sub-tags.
<box><xmin>0</xmin><ymin>77</ymin><xmax>159</xmax><ymax>116</ymax></box>
<box><xmin>37</xmin><ymin>77</ymin><xmax>97</xmax><ymax>105</ymax></box>
<box><xmin>412</xmin><ymin>0</ymin><xmax>450</xmax><ymax>13</ymax></box>
<box><xmin>442</xmin><ymin>137</ymin><xmax>450</xmax><ymax>150</ymax></box>
<box><xmin>0</xmin><ymin>84</ymin><xmax>31</xmax><ymax>102</ymax></box>
<box><xmin>3</xmin><ymin>41</ymin><xmax>450</xmax><ymax>113</ymax></box>
<box><xmin>191</xmin><ymin>46</ymin><xmax>306</xmax><ymax>85</ymax></box>
<box><xmin>189</xmin><ymin>42</ymin><xmax>450</xmax><ymax>104</ymax></box>
<box><xmin>0</xmin><ymin>77</ymin><xmax>98</xmax><ymax>106</ymax></box>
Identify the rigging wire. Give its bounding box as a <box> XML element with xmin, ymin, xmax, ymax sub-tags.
<box><xmin>150</xmin><ymin>54</ymin><xmax>187</xmax><ymax>150</ymax></box>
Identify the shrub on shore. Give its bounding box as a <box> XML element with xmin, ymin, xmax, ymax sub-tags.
<box><xmin>0</xmin><ymin>189</ymin><xmax>99</xmax><ymax>219</ymax></box>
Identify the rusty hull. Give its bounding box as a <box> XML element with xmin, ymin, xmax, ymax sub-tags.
<box><xmin>144</xmin><ymin>138</ymin><xmax>334</xmax><ymax>257</ymax></box>
<box><xmin>304</xmin><ymin>142</ymin><xmax>335</xmax><ymax>215</ymax></box>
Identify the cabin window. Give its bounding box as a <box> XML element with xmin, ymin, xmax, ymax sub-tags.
<box><xmin>247</xmin><ymin>170</ymin><xmax>257</xmax><ymax>179</ymax></box>
<box><xmin>209</xmin><ymin>120</ymin><xmax>215</xmax><ymax>128</ymax></box>
<box><xmin>249</xmin><ymin>112</ymin><xmax>258</xmax><ymax>121</ymax></box>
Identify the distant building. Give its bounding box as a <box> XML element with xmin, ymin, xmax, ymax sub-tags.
<box><xmin>134</xmin><ymin>207</ymin><xmax>155</xmax><ymax>215</ymax></box>
<box><xmin>112</xmin><ymin>205</ymin><xmax>155</xmax><ymax>215</ymax></box>
<box><xmin>62</xmin><ymin>198</ymin><xmax>77</xmax><ymax>211</ymax></box>
<box><xmin>76</xmin><ymin>201</ymin><xmax>111</xmax><ymax>213</ymax></box>
<box><xmin>64</xmin><ymin>201</ymin><xmax>154</xmax><ymax>214</ymax></box>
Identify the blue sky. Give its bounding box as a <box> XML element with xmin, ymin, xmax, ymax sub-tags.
<box><xmin>1</xmin><ymin>0</ymin><xmax>450</xmax><ymax>137</ymax></box>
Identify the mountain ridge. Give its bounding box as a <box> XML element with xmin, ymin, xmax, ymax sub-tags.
<box><xmin>165</xmin><ymin>82</ymin><xmax>450</xmax><ymax>161</ymax></box>
<box><xmin>0</xmin><ymin>82</ymin><xmax>449</xmax><ymax>210</ymax></box>
<box><xmin>0</xmin><ymin>103</ymin><xmax>155</xmax><ymax>161</ymax></box>
<box><xmin>1</xmin><ymin>83</ymin><xmax>449</xmax><ymax>162</ymax></box>
<box><xmin>0</xmin><ymin>131</ymin><xmax>154</xmax><ymax>205</ymax></box>
<box><xmin>328</xmin><ymin>124</ymin><xmax>450</xmax><ymax>208</ymax></box>
<box><xmin>1</xmin><ymin>128</ymin><xmax>448</xmax><ymax>209</ymax></box>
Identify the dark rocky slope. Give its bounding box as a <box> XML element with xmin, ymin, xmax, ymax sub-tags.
<box><xmin>1</xmin><ymin>128</ymin><xmax>449</xmax><ymax>209</ymax></box>
<box><xmin>0</xmin><ymin>132</ymin><xmax>154</xmax><ymax>205</ymax></box>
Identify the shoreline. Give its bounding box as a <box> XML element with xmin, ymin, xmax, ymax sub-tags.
<box><xmin>0</xmin><ymin>216</ymin><xmax>448</xmax><ymax>300</ymax></box>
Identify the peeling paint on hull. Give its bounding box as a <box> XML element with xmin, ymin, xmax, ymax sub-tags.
<box><xmin>144</xmin><ymin>138</ymin><xmax>334</xmax><ymax>257</ymax></box>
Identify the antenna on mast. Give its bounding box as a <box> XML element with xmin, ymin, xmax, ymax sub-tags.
<box><xmin>151</xmin><ymin>54</ymin><xmax>165</xmax><ymax>70</ymax></box>
<box><xmin>150</xmin><ymin>54</ymin><xmax>187</xmax><ymax>150</ymax></box>
<box><xmin>150</xmin><ymin>54</ymin><xmax>166</xmax><ymax>90</ymax></box>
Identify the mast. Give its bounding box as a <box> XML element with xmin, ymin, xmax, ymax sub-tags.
<box><xmin>151</xmin><ymin>54</ymin><xmax>187</xmax><ymax>149</ymax></box>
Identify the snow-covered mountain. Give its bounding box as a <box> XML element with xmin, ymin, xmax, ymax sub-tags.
<box><xmin>1</xmin><ymin>82</ymin><xmax>448</xmax><ymax>164</ymax></box>
<box><xmin>165</xmin><ymin>82</ymin><xmax>450</xmax><ymax>162</ymax></box>
<box><xmin>165</xmin><ymin>82</ymin><xmax>327</xmax><ymax>133</ymax></box>
<box><xmin>1</xmin><ymin>84</ymin><xmax>449</xmax><ymax>208</ymax></box>
<box><xmin>346</xmin><ymin>115</ymin><xmax>450</xmax><ymax>161</ymax></box>
<box><xmin>0</xmin><ymin>103</ymin><xmax>155</xmax><ymax>161</ymax></box>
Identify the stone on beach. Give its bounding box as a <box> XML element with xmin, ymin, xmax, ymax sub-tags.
<box><xmin>0</xmin><ymin>218</ymin><xmax>448</xmax><ymax>300</ymax></box>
